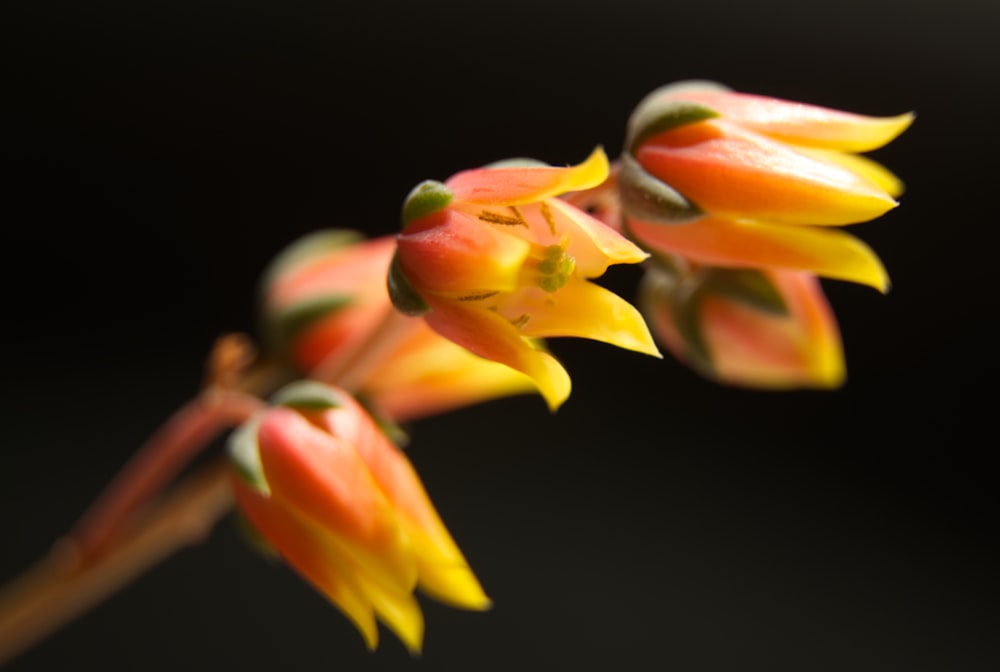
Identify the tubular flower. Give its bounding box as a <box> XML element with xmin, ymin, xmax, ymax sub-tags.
<box><xmin>260</xmin><ymin>230</ymin><xmax>535</xmax><ymax>421</ymax></box>
<box><xmin>229</xmin><ymin>382</ymin><xmax>490</xmax><ymax>652</ymax></box>
<box><xmin>561</xmin><ymin>82</ymin><xmax>911</xmax><ymax>389</ymax></box>
<box><xmin>620</xmin><ymin>80</ymin><xmax>913</xmax><ymax>292</ymax></box>
<box><xmin>640</xmin><ymin>262</ymin><xmax>844</xmax><ymax>389</ymax></box>
<box><xmin>390</xmin><ymin>148</ymin><xmax>661</xmax><ymax>411</ymax></box>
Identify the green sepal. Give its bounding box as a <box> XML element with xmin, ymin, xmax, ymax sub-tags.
<box><xmin>263</xmin><ymin>294</ymin><xmax>354</xmax><ymax>357</ymax></box>
<box><xmin>402</xmin><ymin>180</ymin><xmax>453</xmax><ymax>227</ymax></box>
<box><xmin>626</xmin><ymin>100</ymin><xmax>719</xmax><ymax>155</ymax></box>
<box><xmin>228</xmin><ymin>415</ymin><xmax>269</xmax><ymax>494</ymax></box>
<box><xmin>270</xmin><ymin>380</ymin><xmax>344</xmax><ymax>410</ymax></box>
<box><xmin>702</xmin><ymin>269</ymin><xmax>788</xmax><ymax>316</ymax></box>
<box><xmin>387</xmin><ymin>251</ymin><xmax>431</xmax><ymax>317</ymax></box>
<box><xmin>619</xmin><ymin>155</ymin><xmax>703</xmax><ymax>224</ymax></box>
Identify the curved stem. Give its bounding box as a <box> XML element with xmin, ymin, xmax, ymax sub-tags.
<box><xmin>0</xmin><ymin>460</ymin><xmax>233</xmax><ymax>667</ymax></box>
<box><xmin>68</xmin><ymin>389</ymin><xmax>266</xmax><ymax>562</ymax></box>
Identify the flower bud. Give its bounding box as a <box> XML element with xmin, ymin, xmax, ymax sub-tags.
<box><xmin>229</xmin><ymin>382</ymin><xmax>491</xmax><ymax>652</ymax></box>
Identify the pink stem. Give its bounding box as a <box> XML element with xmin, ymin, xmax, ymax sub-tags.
<box><xmin>68</xmin><ymin>389</ymin><xmax>265</xmax><ymax>563</ymax></box>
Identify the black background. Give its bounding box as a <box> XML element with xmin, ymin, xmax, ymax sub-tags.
<box><xmin>2</xmin><ymin>1</ymin><xmax>998</xmax><ymax>670</ymax></box>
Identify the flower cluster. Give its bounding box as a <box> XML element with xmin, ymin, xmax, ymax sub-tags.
<box><xmin>228</xmin><ymin>82</ymin><xmax>910</xmax><ymax>650</ymax></box>
<box><xmin>591</xmin><ymin>81</ymin><xmax>912</xmax><ymax>387</ymax></box>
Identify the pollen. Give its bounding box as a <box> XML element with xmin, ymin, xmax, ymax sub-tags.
<box><xmin>537</xmin><ymin>245</ymin><xmax>576</xmax><ymax>293</ymax></box>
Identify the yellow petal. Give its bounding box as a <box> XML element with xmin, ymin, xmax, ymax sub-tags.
<box><xmin>545</xmin><ymin>198</ymin><xmax>649</xmax><ymax>276</ymax></box>
<box><xmin>446</xmin><ymin>147</ymin><xmax>609</xmax><ymax>206</ymax></box>
<box><xmin>231</xmin><ymin>479</ymin><xmax>380</xmax><ymax>650</ymax></box>
<box><xmin>702</xmin><ymin>272</ymin><xmax>846</xmax><ymax>388</ymax></box>
<box><xmin>353</xmin><ymin>573</ymin><xmax>425</xmax><ymax>655</ymax></box>
<box><xmin>423</xmin><ymin>298</ymin><xmax>571</xmax><ymax>411</ymax></box>
<box><xmin>628</xmin><ymin>216</ymin><xmax>890</xmax><ymax>292</ymax></box>
<box><xmin>796</xmin><ymin>147</ymin><xmax>905</xmax><ymax>198</ymax></box>
<box><xmin>256</xmin><ymin>409</ymin><xmax>420</xmax><ymax>595</ymax></box>
<box><xmin>637</xmin><ymin>120</ymin><xmax>899</xmax><ymax>225</ymax></box>
<box><xmin>511</xmin><ymin>280</ymin><xmax>662</xmax><ymax>357</ymax></box>
<box><xmin>365</xmin><ymin>322</ymin><xmax>535</xmax><ymax>422</ymax></box>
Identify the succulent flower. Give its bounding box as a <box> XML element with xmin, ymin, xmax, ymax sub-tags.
<box><xmin>391</xmin><ymin>148</ymin><xmax>660</xmax><ymax>410</ymax></box>
<box><xmin>229</xmin><ymin>382</ymin><xmax>490</xmax><ymax>652</ymax></box>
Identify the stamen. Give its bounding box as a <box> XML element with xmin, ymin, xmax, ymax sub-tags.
<box><xmin>478</xmin><ymin>210</ymin><xmax>527</xmax><ymax>227</ymax></box>
<box><xmin>457</xmin><ymin>291</ymin><xmax>500</xmax><ymax>302</ymax></box>
<box><xmin>540</xmin><ymin>201</ymin><xmax>557</xmax><ymax>235</ymax></box>
<box><xmin>511</xmin><ymin>314</ymin><xmax>531</xmax><ymax>329</ymax></box>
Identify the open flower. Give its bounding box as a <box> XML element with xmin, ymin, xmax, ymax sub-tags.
<box><xmin>229</xmin><ymin>382</ymin><xmax>490</xmax><ymax>652</ymax></box>
<box><xmin>390</xmin><ymin>148</ymin><xmax>661</xmax><ymax>410</ymax></box>
<box><xmin>260</xmin><ymin>230</ymin><xmax>535</xmax><ymax>421</ymax></box>
<box><xmin>620</xmin><ymin>81</ymin><xmax>912</xmax><ymax>291</ymax></box>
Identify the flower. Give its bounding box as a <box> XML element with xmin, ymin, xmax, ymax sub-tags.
<box><xmin>260</xmin><ymin>230</ymin><xmax>535</xmax><ymax>421</ymax></box>
<box><xmin>567</xmin><ymin>82</ymin><xmax>911</xmax><ymax>389</ymax></box>
<box><xmin>390</xmin><ymin>148</ymin><xmax>661</xmax><ymax>410</ymax></box>
<box><xmin>620</xmin><ymin>80</ymin><xmax>913</xmax><ymax>291</ymax></box>
<box><xmin>640</xmin><ymin>263</ymin><xmax>844</xmax><ymax>388</ymax></box>
<box><xmin>228</xmin><ymin>382</ymin><xmax>490</xmax><ymax>652</ymax></box>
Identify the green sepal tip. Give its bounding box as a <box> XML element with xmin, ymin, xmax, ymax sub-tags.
<box><xmin>270</xmin><ymin>380</ymin><xmax>345</xmax><ymax>410</ymax></box>
<box><xmin>619</xmin><ymin>155</ymin><xmax>703</xmax><ymax>224</ymax></box>
<box><xmin>402</xmin><ymin>180</ymin><xmax>453</xmax><ymax>227</ymax></box>
<box><xmin>387</xmin><ymin>250</ymin><xmax>431</xmax><ymax>317</ymax></box>
<box><xmin>626</xmin><ymin>100</ymin><xmax>720</xmax><ymax>155</ymax></box>
<box><xmin>702</xmin><ymin>269</ymin><xmax>788</xmax><ymax>316</ymax></box>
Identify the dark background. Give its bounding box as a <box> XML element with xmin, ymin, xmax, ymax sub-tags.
<box><xmin>2</xmin><ymin>0</ymin><xmax>998</xmax><ymax>670</ymax></box>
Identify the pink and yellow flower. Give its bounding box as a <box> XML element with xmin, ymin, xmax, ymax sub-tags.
<box><xmin>391</xmin><ymin>148</ymin><xmax>661</xmax><ymax>410</ymax></box>
<box><xmin>584</xmin><ymin>81</ymin><xmax>912</xmax><ymax>389</ymax></box>
<box><xmin>229</xmin><ymin>382</ymin><xmax>490</xmax><ymax>652</ymax></box>
<box><xmin>260</xmin><ymin>230</ymin><xmax>535</xmax><ymax>421</ymax></box>
<box><xmin>621</xmin><ymin>80</ymin><xmax>912</xmax><ymax>292</ymax></box>
<box><xmin>640</xmin><ymin>264</ymin><xmax>844</xmax><ymax>388</ymax></box>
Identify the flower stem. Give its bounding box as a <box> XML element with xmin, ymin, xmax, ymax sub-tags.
<box><xmin>0</xmin><ymin>459</ymin><xmax>233</xmax><ymax>667</ymax></box>
<box><xmin>68</xmin><ymin>388</ymin><xmax>266</xmax><ymax>562</ymax></box>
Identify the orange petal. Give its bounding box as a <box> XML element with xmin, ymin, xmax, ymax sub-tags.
<box><xmin>232</xmin><ymin>476</ymin><xmax>379</xmax><ymax>649</ymax></box>
<box><xmin>445</xmin><ymin>147</ymin><xmax>609</xmax><ymax>206</ymax></box>
<box><xmin>645</xmin><ymin>268</ymin><xmax>844</xmax><ymax>388</ymax></box>
<box><xmin>703</xmin><ymin>272</ymin><xmax>845</xmax><ymax>388</ymax></box>
<box><xmin>313</xmin><ymin>394</ymin><xmax>492</xmax><ymax>610</ymax></box>
<box><xmin>637</xmin><ymin>120</ymin><xmax>898</xmax><ymax>225</ymax></box>
<box><xmin>256</xmin><ymin>408</ymin><xmax>418</xmax><ymax>594</ymax></box>
<box><xmin>396</xmin><ymin>209</ymin><xmax>530</xmax><ymax>297</ymax></box>
<box><xmin>423</xmin><ymin>297</ymin><xmax>571</xmax><ymax>411</ymax></box>
<box><xmin>628</xmin><ymin>216</ymin><xmax>889</xmax><ymax>292</ymax></box>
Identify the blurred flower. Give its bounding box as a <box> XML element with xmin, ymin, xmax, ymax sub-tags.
<box><xmin>260</xmin><ymin>230</ymin><xmax>535</xmax><ymax>421</ymax></box>
<box><xmin>229</xmin><ymin>382</ymin><xmax>490</xmax><ymax>652</ymax></box>
<box><xmin>391</xmin><ymin>148</ymin><xmax>660</xmax><ymax>410</ymax></box>
<box><xmin>640</xmin><ymin>263</ymin><xmax>844</xmax><ymax>388</ymax></box>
